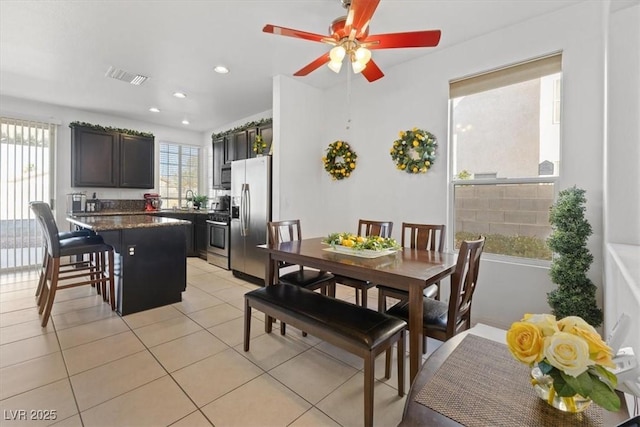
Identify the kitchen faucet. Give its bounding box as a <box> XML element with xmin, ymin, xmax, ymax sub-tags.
<box><xmin>185</xmin><ymin>189</ymin><xmax>194</xmax><ymax>208</ymax></box>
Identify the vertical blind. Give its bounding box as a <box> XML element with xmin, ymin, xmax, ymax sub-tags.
<box><xmin>0</xmin><ymin>117</ymin><xmax>55</xmax><ymax>271</ymax></box>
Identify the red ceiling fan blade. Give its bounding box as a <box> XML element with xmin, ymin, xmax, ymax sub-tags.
<box><xmin>361</xmin><ymin>59</ymin><xmax>384</xmax><ymax>82</ymax></box>
<box><xmin>293</xmin><ymin>52</ymin><xmax>331</xmax><ymax>76</ymax></box>
<box><xmin>263</xmin><ymin>24</ymin><xmax>334</xmax><ymax>44</ymax></box>
<box><xmin>344</xmin><ymin>0</ymin><xmax>381</xmax><ymax>39</ymax></box>
<box><xmin>365</xmin><ymin>30</ymin><xmax>442</xmax><ymax>49</ymax></box>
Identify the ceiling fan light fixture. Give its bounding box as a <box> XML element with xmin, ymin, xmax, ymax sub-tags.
<box><xmin>328</xmin><ymin>60</ymin><xmax>343</xmax><ymax>74</ymax></box>
<box><xmin>329</xmin><ymin>45</ymin><xmax>346</xmax><ymax>62</ymax></box>
<box><xmin>354</xmin><ymin>47</ymin><xmax>371</xmax><ymax>64</ymax></box>
<box><xmin>351</xmin><ymin>59</ymin><xmax>366</xmax><ymax>74</ymax></box>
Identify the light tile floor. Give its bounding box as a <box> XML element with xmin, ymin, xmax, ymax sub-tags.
<box><xmin>0</xmin><ymin>258</ymin><xmax>442</xmax><ymax>427</ymax></box>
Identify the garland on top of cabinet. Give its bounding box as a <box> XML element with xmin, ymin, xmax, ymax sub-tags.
<box><xmin>69</xmin><ymin>121</ymin><xmax>154</xmax><ymax>138</ymax></box>
<box><xmin>211</xmin><ymin>117</ymin><xmax>272</xmax><ymax>141</ymax></box>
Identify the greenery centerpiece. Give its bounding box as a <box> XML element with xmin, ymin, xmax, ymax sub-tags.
<box><xmin>323</xmin><ymin>232</ymin><xmax>400</xmax><ymax>251</ymax></box>
<box><xmin>507</xmin><ymin>314</ymin><xmax>619</xmax><ymax>412</ymax></box>
<box><xmin>189</xmin><ymin>194</ymin><xmax>208</xmax><ymax>210</ymax></box>
<box><xmin>546</xmin><ymin>186</ymin><xmax>603</xmax><ymax>327</ymax></box>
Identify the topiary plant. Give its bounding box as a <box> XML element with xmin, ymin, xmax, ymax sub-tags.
<box><xmin>546</xmin><ymin>186</ymin><xmax>603</xmax><ymax>327</ymax></box>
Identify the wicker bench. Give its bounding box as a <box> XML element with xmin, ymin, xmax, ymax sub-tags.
<box><xmin>244</xmin><ymin>284</ymin><xmax>407</xmax><ymax>427</ymax></box>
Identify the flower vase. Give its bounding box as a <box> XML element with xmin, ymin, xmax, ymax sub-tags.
<box><xmin>530</xmin><ymin>366</ymin><xmax>592</xmax><ymax>413</ymax></box>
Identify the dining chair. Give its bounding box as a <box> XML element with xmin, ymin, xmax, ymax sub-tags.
<box><xmin>30</xmin><ymin>201</ymin><xmax>115</xmax><ymax>327</ymax></box>
<box><xmin>333</xmin><ymin>219</ymin><xmax>393</xmax><ymax>308</ymax></box>
<box><xmin>384</xmin><ymin>236</ymin><xmax>485</xmax><ymax>374</ymax></box>
<box><xmin>378</xmin><ymin>223</ymin><xmax>446</xmax><ymax>312</ymax></box>
<box><xmin>267</xmin><ymin>219</ymin><xmax>336</xmax><ymax>335</ymax></box>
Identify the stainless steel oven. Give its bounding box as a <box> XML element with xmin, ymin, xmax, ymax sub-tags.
<box><xmin>207</xmin><ymin>211</ymin><xmax>230</xmax><ymax>269</ymax></box>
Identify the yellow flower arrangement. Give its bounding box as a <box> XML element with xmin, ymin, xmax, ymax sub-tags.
<box><xmin>322</xmin><ymin>141</ymin><xmax>357</xmax><ymax>181</ymax></box>
<box><xmin>506</xmin><ymin>314</ymin><xmax>620</xmax><ymax>412</ymax></box>
<box><xmin>389</xmin><ymin>127</ymin><xmax>437</xmax><ymax>174</ymax></box>
<box><xmin>323</xmin><ymin>232</ymin><xmax>400</xmax><ymax>251</ymax></box>
<box><xmin>252</xmin><ymin>135</ymin><xmax>268</xmax><ymax>154</ymax></box>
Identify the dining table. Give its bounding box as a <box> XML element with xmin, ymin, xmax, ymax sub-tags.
<box><xmin>259</xmin><ymin>236</ymin><xmax>458</xmax><ymax>383</ymax></box>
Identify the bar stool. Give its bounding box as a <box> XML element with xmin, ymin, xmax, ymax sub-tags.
<box><xmin>29</xmin><ymin>202</ymin><xmax>115</xmax><ymax>326</ymax></box>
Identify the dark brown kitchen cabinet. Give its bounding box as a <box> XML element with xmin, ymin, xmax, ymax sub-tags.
<box><xmin>71</xmin><ymin>125</ymin><xmax>154</xmax><ymax>188</ymax></box>
<box><xmin>119</xmin><ymin>134</ymin><xmax>154</xmax><ymax>188</ymax></box>
<box><xmin>248</xmin><ymin>123</ymin><xmax>273</xmax><ymax>158</ymax></box>
<box><xmin>212</xmin><ymin>136</ymin><xmax>225</xmax><ymax>187</ymax></box>
<box><xmin>233</xmin><ymin>130</ymin><xmax>249</xmax><ymax>161</ymax></box>
<box><xmin>71</xmin><ymin>127</ymin><xmax>119</xmax><ymax>187</ymax></box>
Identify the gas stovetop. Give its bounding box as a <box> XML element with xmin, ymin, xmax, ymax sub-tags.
<box><xmin>208</xmin><ymin>210</ymin><xmax>230</xmax><ymax>223</ymax></box>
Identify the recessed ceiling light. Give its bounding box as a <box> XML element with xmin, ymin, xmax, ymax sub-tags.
<box><xmin>149</xmin><ymin>107</ymin><xmax>160</xmax><ymax>113</ymax></box>
<box><xmin>173</xmin><ymin>92</ymin><xmax>187</xmax><ymax>99</ymax></box>
<box><xmin>182</xmin><ymin>119</ymin><xmax>190</xmax><ymax>125</ymax></box>
<box><xmin>214</xmin><ymin>66</ymin><xmax>229</xmax><ymax>74</ymax></box>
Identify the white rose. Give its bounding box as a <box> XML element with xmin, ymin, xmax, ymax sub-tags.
<box><xmin>544</xmin><ymin>331</ymin><xmax>594</xmax><ymax>377</ymax></box>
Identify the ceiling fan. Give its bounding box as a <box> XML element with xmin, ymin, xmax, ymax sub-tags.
<box><xmin>263</xmin><ymin>0</ymin><xmax>441</xmax><ymax>82</ymax></box>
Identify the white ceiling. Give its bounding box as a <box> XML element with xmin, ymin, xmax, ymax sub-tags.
<box><xmin>0</xmin><ymin>0</ymin><xmax>589</xmax><ymax>132</ymax></box>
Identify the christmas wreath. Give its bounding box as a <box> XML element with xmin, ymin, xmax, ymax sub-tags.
<box><xmin>322</xmin><ymin>140</ymin><xmax>357</xmax><ymax>180</ymax></box>
<box><xmin>390</xmin><ymin>128</ymin><xmax>437</xmax><ymax>174</ymax></box>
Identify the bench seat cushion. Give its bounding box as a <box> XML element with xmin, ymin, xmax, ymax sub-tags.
<box><xmin>246</xmin><ymin>284</ymin><xmax>406</xmax><ymax>350</ymax></box>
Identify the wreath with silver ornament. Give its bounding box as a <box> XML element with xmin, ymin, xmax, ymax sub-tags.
<box><xmin>322</xmin><ymin>140</ymin><xmax>357</xmax><ymax>180</ymax></box>
<box><xmin>390</xmin><ymin>128</ymin><xmax>437</xmax><ymax>174</ymax></box>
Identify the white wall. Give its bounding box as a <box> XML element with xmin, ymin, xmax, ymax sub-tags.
<box><xmin>0</xmin><ymin>95</ymin><xmax>203</xmax><ymax>226</ymax></box>
<box><xmin>277</xmin><ymin>1</ymin><xmax>610</xmax><ymax>328</ymax></box>
<box><xmin>606</xmin><ymin>3</ymin><xmax>640</xmax><ymax>246</ymax></box>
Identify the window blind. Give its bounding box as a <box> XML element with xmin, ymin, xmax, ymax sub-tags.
<box><xmin>450</xmin><ymin>53</ymin><xmax>562</xmax><ymax>98</ymax></box>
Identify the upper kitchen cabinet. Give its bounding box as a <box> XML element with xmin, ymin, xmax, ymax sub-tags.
<box><xmin>71</xmin><ymin>123</ymin><xmax>154</xmax><ymax>188</ymax></box>
<box><xmin>212</xmin><ymin>136</ymin><xmax>225</xmax><ymax>187</ymax></box>
<box><xmin>249</xmin><ymin>123</ymin><xmax>273</xmax><ymax>157</ymax></box>
<box><xmin>119</xmin><ymin>134</ymin><xmax>154</xmax><ymax>188</ymax></box>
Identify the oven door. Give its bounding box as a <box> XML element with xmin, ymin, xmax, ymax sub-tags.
<box><xmin>207</xmin><ymin>220</ymin><xmax>229</xmax><ymax>258</ymax></box>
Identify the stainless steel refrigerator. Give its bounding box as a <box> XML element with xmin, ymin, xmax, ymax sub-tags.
<box><xmin>230</xmin><ymin>156</ymin><xmax>271</xmax><ymax>283</ymax></box>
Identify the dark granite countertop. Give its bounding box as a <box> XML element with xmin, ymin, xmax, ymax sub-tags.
<box><xmin>67</xmin><ymin>214</ymin><xmax>191</xmax><ymax>231</ymax></box>
<box><xmin>72</xmin><ymin>209</ymin><xmax>210</xmax><ymax>217</ymax></box>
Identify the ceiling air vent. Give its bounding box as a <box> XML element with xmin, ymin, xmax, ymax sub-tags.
<box><xmin>105</xmin><ymin>66</ymin><xmax>149</xmax><ymax>85</ymax></box>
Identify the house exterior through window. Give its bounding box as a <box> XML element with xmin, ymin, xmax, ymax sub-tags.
<box><xmin>449</xmin><ymin>53</ymin><xmax>562</xmax><ymax>261</ymax></box>
<box><xmin>159</xmin><ymin>142</ymin><xmax>199</xmax><ymax>209</ymax></box>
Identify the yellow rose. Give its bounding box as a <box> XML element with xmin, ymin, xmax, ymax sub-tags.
<box><xmin>573</xmin><ymin>328</ymin><xmax>615</xmax><ymax>368</ymax></box>
<box><xmin>557</xmin><ymin>316</ymin><xmax>598</xmax><ymax>335</ymax></box>
<box><xmin>413</xmin><ymin>140</ymin><xmax>419</xmax><ymax>147</ymax></box>
<box><xmin>412</xmin><ymin>127</ymin><xmax>418</xmax><ymax>132</ymax></box>
<box><xmin>544</xmin><ymin>331</ymin><xmax>594</xmax><ymax>377</ymax></box>
<box><xmin>400</xmin><ymin>164</ymin><xmax>406</xmax><ymax>169</ymax></box>
<box><xmin>336</xmin><ymin>141</ymin><xmax>342</xmax><ymax>147</ymax></box>
<box><xmin>350</xmin><ymin>162</ymin><xmax>355</xmax><ymax>169</ymax></box>
<box><xmin>399</xmin><ymin>131</ymin><xmax>405</xmax><ymax>138</ymax></box>
<box><xmin>412</xmin><ymin>167</ymin><xmax>418</xmax><ymax>172</ymax></box>
<box><xmin>506</xmin><ymin>321</ymin><xmax>545</xmax><ymax>364</ymax></box>
<box><xmin>425</xmin><ymin>161</ymin><xmax>430</xmax><ymax>166</ymax></box>
<box><xmin>523</xmin><ymin>313</ymin><xmax>559</xmax><ymax>337</ymax></box>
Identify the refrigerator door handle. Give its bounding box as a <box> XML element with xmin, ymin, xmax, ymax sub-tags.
<box><xmin>245</xmin><ymin>184</ymin><xmax>251</xmax><ymax>234</ymax></box>
<box><xmin>241</xmin><ymin>184</ymin><xmax>249</xmax><ymax>236</ymax></box>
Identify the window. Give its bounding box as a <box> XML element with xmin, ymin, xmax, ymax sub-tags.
<box><xmin>1</xmin><ymin>117</ymin><xmax>55</xmax><ymax>271</ymax></box>
<box><xmin>159</xmin><ymin>142</ymin><xmax>200</xmax><ymax>209</ymax></box>
<box><xmin>449</xmin><ymin>54</ymin><xmax>562</xmax><ymax>261</ymax></box>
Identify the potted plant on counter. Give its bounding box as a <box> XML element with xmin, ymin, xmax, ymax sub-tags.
<box><xmin>191</xmin><ymin>194</ymin><xmax>208</xmax><ymax>210</ymax></box>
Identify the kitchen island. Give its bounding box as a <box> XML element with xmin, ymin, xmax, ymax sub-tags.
<box><xmin>67</xmin><ymin>214</ymin><xmax>189</xmax><ymax>315</ymax></box>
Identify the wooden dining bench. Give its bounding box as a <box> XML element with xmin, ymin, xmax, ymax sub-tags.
<box><xmin>244</xmin><ymin>284</ymin><xmax>407</xmax><ymax>427</ymax></box>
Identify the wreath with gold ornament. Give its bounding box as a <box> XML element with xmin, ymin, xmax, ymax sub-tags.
<box><xmin>390</xmin><ymin>128</ymin><xmax>437</xmax><ymax>174</ymax></box>
<box><xmin>322</xmin><ymin>140</ymin><xmax>357</xmax><ymax>180</ymax></box>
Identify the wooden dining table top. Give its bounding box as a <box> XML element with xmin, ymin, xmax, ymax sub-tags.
<box><xmin>259</xmin><ymin>237</ymin><xmax>459</xmax><ymax>382</ymax></box>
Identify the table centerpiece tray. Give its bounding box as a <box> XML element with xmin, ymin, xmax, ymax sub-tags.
<box><xmin>322</xmin><ymin>245</ymin><xmax>399</xmax><ymax>258</ymax></box>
